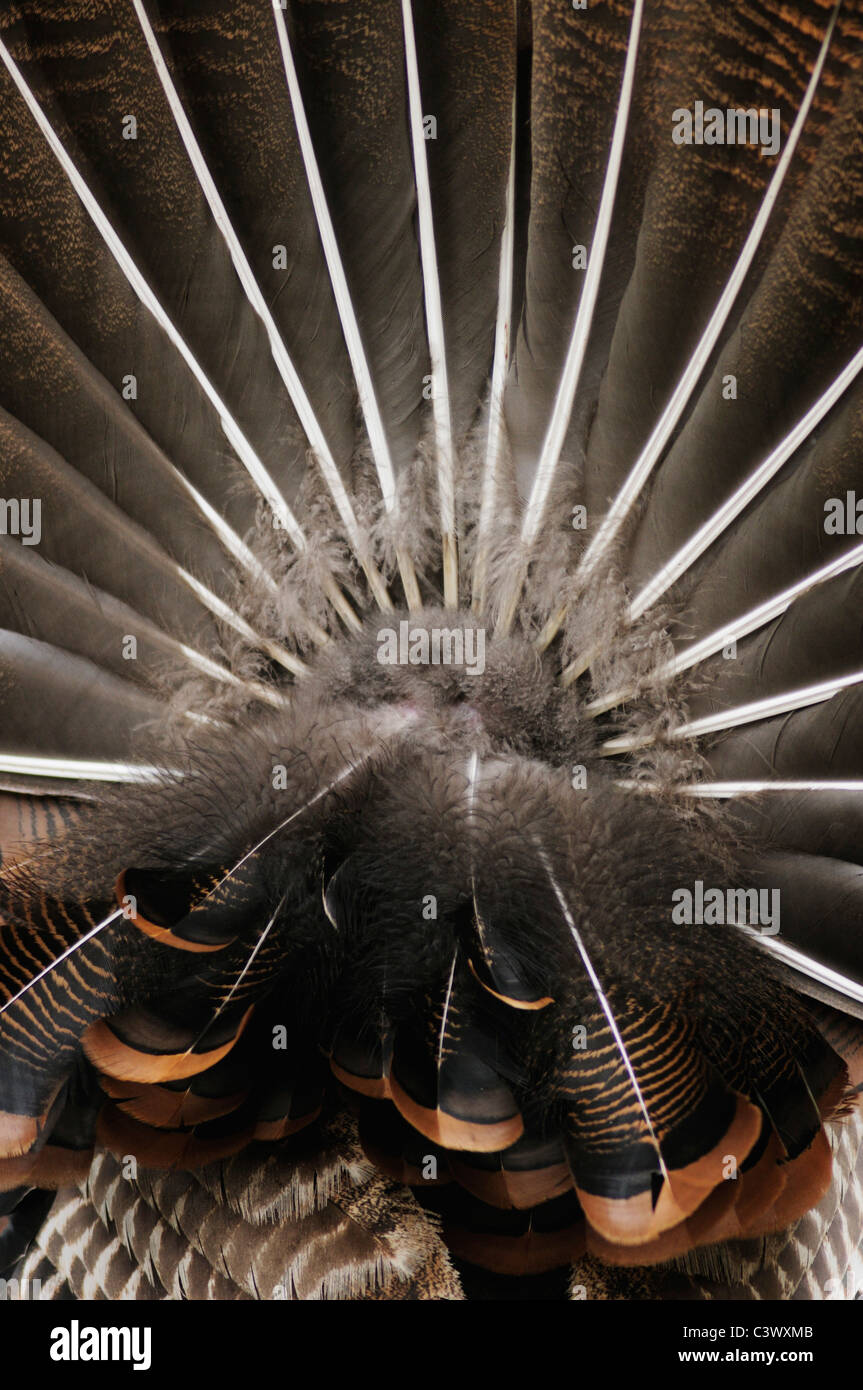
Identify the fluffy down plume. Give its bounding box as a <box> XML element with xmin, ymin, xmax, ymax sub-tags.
<box><xmin>0</xmin><ymin>0</ymin><xmax>863</xmax><ymax>1303</ymax></box>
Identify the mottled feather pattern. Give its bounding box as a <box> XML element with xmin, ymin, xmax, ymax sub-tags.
<box><xmin>11</xmin><ymin>1116</ymin><xmax>462</xmax><ymax>1301</ymax></box>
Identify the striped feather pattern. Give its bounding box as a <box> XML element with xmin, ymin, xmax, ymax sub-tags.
<box><xmin>8</xmin><ymin>1116</ymin><xmax>463</xmax><ymax>1301</ymax></box>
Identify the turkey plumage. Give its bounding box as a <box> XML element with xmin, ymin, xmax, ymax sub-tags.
<box><xmin>0</xmin><ymin>0</ymin><xmax>863</xmax><ymax>1301</ymax></box>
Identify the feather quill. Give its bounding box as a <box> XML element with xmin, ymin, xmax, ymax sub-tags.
<box><xmin>271</xmin><ymin>2</ymin><xmax>421</xmax><ymax>612</ymax></box>
<box><xmin>674</xmin><ymin>670</ymin><xmax>863</xmax><ymax>740</ymax></box>
<box><xmin>0</xmin><ymin>908</ymin><xmax>124</xmax><ymax>1018</ymax></box>
<box><xmin>662</xmin><ymin>543</ymin><xmax>863</xmax><ymax>683</ymax></box>
<box><xmin>571</xmin><ymin>0</ymin><xmax>841</xmax><ymax>589</ymax></box>
<box><xmin>133</xmin><ymin>1</ymin><xmax>390</xmax><ymax>615</ymax></box>
<box><xmin>588</xmin><ymin>541</ymin><xmax>863</xmax><ymax>716</ymax></box>
<box><xmin>495</xmin><ymin>0</ymin><xmax>644</xmax><ymax>637</ymax></box>
<box><xmin>172</xmin><ymin>494</ymin><xmax>312</xmax><ymax>678</ymax></box>
<box><xmin>537</xmin><ymin>842</ymin><xmax>670</xmax><ymax>1184</ymax></box>
<box><xmin>736</xmin><ymin>927</ymin><xmax>863</xmax><ymax>1011</ymax></box>
<box><xmin>182</xmin><ymin>892</ymin><xmax>288</xmax><ymax>1062</ymax></box>
<box><xmin>615</xmin><ymin>778</ymin><xmax>863</xmax><ymax>802</ymax></box>
<box><xmin>0</xmin><ymin>28</ymin><xmax>357</xmax><ymax>636</ymax></box>
<box><xmin>0</xmin><ymin>756</ymin><xmax>174</xmax><ymax>784</ymax></box>
<box><xmin>194</xmin><ymin>711</ymin><xmax>420</xmax><ymax>903</ymax></box>
<box><xmin>401</xmin><ymin>0</ymin><xmax>458</xmax><ymax>608</ymax></box>
<box><xmin>1</xmin><ymin>538</ymin><xmax>288</xmax><ymax>709</ymax></box>
<box><xmin>177</xmin><ymin>571</ymin><xmax>307</xmax><ymax>679</ymax></box>
<box><xmin>0</xmin><ymin>742</ymin><xmax>406</xmax><ymax>1042</ymax></box>
<box><xmin>436</xmin><ymin>949</ymin><xmax>459</xmax><ymax>1074</ymax></box>
<box><xmin>682</xmin><ymin>780</ymin><xmax>863</xmax><ymax>796</ymax></box>
<box><xmin>599</xmin><ymin>669</ymin><xmax>863</xmax><ymax>755</ymax></box>
<box><xmin>630</xmin><ymin>341</ymin><xmax>863</xmax><ymax>621</ymax></box>
<box><xmin>472</xmin><ymin>78</ymin><xmax>517</xmax><ymax>616</ymax></box>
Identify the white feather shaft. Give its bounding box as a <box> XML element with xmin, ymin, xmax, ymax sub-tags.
<box><xmin>601</xmin><ymin>667</ymin><xmax>863</xmax><ymax>753</ymax></box>
<box><xmin>137</xmin><ymin>2</ymin><xmax>387</xmax><ymax>615</ymax></box>
<box><xmin>520</xmin><ymin>0</ymin><xmax>642</xmax><ymax>553</ymax></box>
<box><xmin>496</xmin><ymin>0</ymin><xmax>644</xmax><ymax>636</ymax></box>
<box><xmin>736</xmin><ymin>927</ymin><xmax>863</xmax><ymax>1010</ymax></box>
<box><xmin>586</xmin><ymin>541</ymin><xmax>863</xmax><ymax>716</ymax></box>
<box><xmin>630</xmin><ymin>340</ymin><xmax>863</xmax><ymax>620</ymax></box>
<box><xmin>272</xmin><ymin>5</ymin><xmax>419</xmax><ymax>609</ymax></box>
<box><xmin>0</xmin><ymin>908</ymin><xmax>124</xmax><ymax>1018</ymax></box>
<box><xmin>466</xmin><ymin>750</ymin><xmax>480</xmax><ymax>820</ymax></box>
<box><xmin>0</xmin><ymin>751</ymin><xmax>385</xmax><ymax>1039</ymax></box>
<box><xmin>0</xmin><ymin>756</ymin><xmax>173</xmax><ymax>783</ymax></box>
<box><xmin>172</xmin><ymin>469</ymin><xmax>274</xmax><ymax>591</ymax></box>
<box><xmin>187</xmin><ymin>892</ymin><xmax>288</xmax><ymax>1055</ymax></box>
<box><xmin>401</xmin><ymin>0</ymin><xmax>458</xmax><ymax>607</ymax></box>
<box><xmin>673</xmin><ymin>668</ymin><xmax>863</xmax><ymax>740</ymax></box>
<box><xmin>209</xmin><ymin>707</ymin><xmax>421</xmax><ymax>894</ymax></box>
<box><xmin>271</xmin><ymin>9</ymin><xmax>399</xmax><ymax>521</ymax></box>
<box><xmin>177</xmin><ymin>567</ymin><xmax>308</xmax><ymax>678</ymax></box>
<box><xmin>664</xmin><ymin>542</ymin><xmax>863</xmax><ymax>680</ymax></box>
<box><xmin>539</xmin><ymin>842</ymin><xmax>669</xmax><ymax>1181</ymax></box>
<box><xmin>615</xmin><ymin>778</ymin><xmax>863</xmax><ymax>796</ymax></box>
<box><xmin>472</xmin><ymin>81</ymin><xmax>517</xmax><ymax>614</ymax></box>
<box><xmin>6</xmin><ymin>537</ymin><xmax>290</xmax><ymax>704</ymax></box>
<box><xmin>173</xmin><ymin>642</ymin><xmax>288</xmax><ymax>709</ymax></box>
<box><xmin>436</xmin><ymin>949</ymin><xmax>459</xmax><ymax>1070</ymax></box>
<box><xmin>574</xmin><ymin>1</ymin><xmax>840</xmax><ymax>583</ymax></box>
<box><xmin>680</xmin><ymin>780</ymin><xmax>863</xmax><ymax>797</ymax></box>
<box><xmin>0</xmin><ymin>30</ymin><xmax>313</xmax><ymax>669</ymax></box>
<box><xmin>136</xmin><ymin>2</ymin><xmax>384</xmax><ymax>589</ymax></box>
<box><xmin>0</xmin><ymin>30</ymin><xmax>308</xmax><ymax>551</ymax></box>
